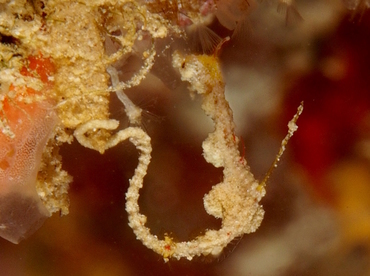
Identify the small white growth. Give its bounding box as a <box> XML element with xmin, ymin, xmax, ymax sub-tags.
<box><xmin>107</xmin><ymin>66</ymin><xmax>143</xmax><ymax>126</ymax></box>
<box><xmin>74</xmin><ymin>119</ymin><xmax>151</xmax><ymax>155</ymax></box>
<box><xmin>261</xmin><ymin>102</ymin><xmax>303</xmax><ymax>187</ymax></box>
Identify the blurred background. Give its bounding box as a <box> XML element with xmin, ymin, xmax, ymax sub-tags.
<box><xmin>2</xmin><ymin>0</ymin><xmax>370</xmax><ymax>275</ymax></box>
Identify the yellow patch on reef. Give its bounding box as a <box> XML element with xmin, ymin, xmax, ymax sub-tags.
<box><xmin>330</xmin><ymin>160</ymin><xmax>370</xmax><ymax>247</ymax></box>
<box><xmin>196</xmin><ymin>55</ymin><xmax>222</xmax><ymax>82</ymax></box>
